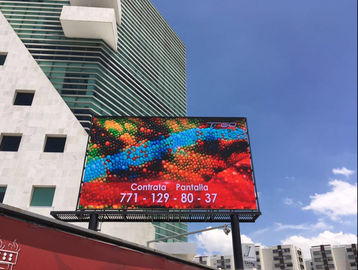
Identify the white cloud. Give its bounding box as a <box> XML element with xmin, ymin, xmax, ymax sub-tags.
<box><xmin>283</xmin><ymin>197</ymin><xmax>303</xmax><ymax>207</ymax></box>
<box><xmin>241</xmin><ymin>235</ymin><xmax>254</xmax><ymax>244</ymax></box>
<box><xmin>195</xmin><ymin>228</ymin><xmax>256</xmax><ymax>256</ymax></box>
<box><xmin>281</xmin><ymin>231</ymin><xmax>357</xmax><ymax>259</ymax></box>
<box><xmin>250</xmin><ymin>227</ymin><xmax>270</xmax><ymax>238</ymax></box>
<box><xmin>274</xmin><ymin>220</ymin><xmax>332</xmax><ymax>232</ymax></box>
<box><xmin>332</xmin><ymin>167</ymin><xmax>355</xmax><ymax>177</ymax></box>
<box><xmin>283</xmin><ymin>198</ymin><xmax>294</xmax><ymax>205</ymax></box>
<box><xmin>311</xmin><ymin>219</ymin><xmax>334</xmax><ymax>230</ymax></box>
<box><xmin>275</xmin><ymin>222</ymin><xmax>309</xmax><ymax>231</ymax></box>
<box><xmin>284</xmin><ymin>176</ymin><xmax>296</xmax><ymax>181</ymax></box>
<box><xmin>303</xmin><ymin>180</ymin><xmax>357</xmax><ymax>221</ymax></box>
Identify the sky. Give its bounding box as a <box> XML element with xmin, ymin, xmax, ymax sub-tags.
<box><xmin>151</xmin><ymin>0</ymin><xmax>357</xmax><ymax>259</ymax></box>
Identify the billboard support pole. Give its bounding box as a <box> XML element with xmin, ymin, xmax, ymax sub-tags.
<box><xmin>231</xmin><ymin>214</ymin><xmax>244</xmax><ymax>270</ymax></box>
<box><xmin>88</xmin><ymin>213</ymin><xmax>99</xmax><ymax>231</ymax></box>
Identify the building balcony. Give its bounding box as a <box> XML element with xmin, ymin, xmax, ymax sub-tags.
<box><xmin>69</xmin><ymin>0</ymin><xmax>121</xmax><ymax>24</ymax></box>
<box><xmin>60</xmin><ymin>6</ymin><xmax>118</xmax><ymax>51</ymax></box>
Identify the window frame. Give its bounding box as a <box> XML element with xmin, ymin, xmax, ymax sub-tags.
<box><xmin>13</xmin><ymin>90</ymin><xmax>35</xmax><ymax>106</ymax></box>
<box><xmin>0</xmin><ymin>133</ymin><xmax>22</xmax><ymax>152</ymax></box>
<box><xmin>0</xmin><ymin>185</ymin><xmax>7</xmax><ymax>203</ymax></box>
<box><xmin>0</xmin><ymin>52</ymin><xmax>7</xmax><ymax>66</ymax></box>
<box><xmin>30</xmin><ymin>186</ymin><xmax>56</xmax><ymax>207</ymax></box>
<box><xmin>43</xmin><ymin>135</ymin><xmax>67</xmax><ymax>153</ymax></box>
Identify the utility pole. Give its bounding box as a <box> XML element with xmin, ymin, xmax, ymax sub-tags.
<box><xmin>88</xmin><ymin>212</ymin><xmax>99</xmax><ymax>231</ymax></box>
<box><xmin>231</xmin><ymin>214</ymin><xmax>244</xmax><ymax>270</ymax></box>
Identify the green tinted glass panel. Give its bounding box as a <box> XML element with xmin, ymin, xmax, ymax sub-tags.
<box><xmin>0</xmin><ymin>186</ymin><xmax>6</xmax><ymax>203</ymax></box>
<box><xmin>30</xmin><ymin>187</ymin><xmax>55</xmax><ymax>206</ymax></box>
<box><xmin>0</xmin><ymin>54</ymin><xmax>7</xmax><ymax>65</ymax></box>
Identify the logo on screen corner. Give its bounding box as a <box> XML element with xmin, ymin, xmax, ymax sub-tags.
<box><xmin>0</xmin><ymin>239</ymin><xmax>20</xmax><ymax>270</ymax></box>
<box><xmin>207</xmin><ymin>122</ymin><xmax>237</xmax><ymax>128</ymax></box>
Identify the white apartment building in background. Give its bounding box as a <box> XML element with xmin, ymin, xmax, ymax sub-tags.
<box><xmin>194</xmin><ymin>243</ymin><xmax>358</xmax><ymax>270</ymax></box>
<box><xmin>193</xmin><ymin>244</ymin><xmax>257</xmax><ymax>270</ymax></box>
<box><xmin>305</xmin><ymin>259</ymin><xmax>314</xmax><ymax>270</ymax></box>
<box><xmin>194</xmin><ymin>244</ymin><xmax>305</xmax><ymax>270</ymax></box>
<box><xmin>310</xmin><ymin>244</ymin><xmax>358</xmax><ymax>270</ymax></box>
<box><xmin>255</xmin><ymin>245</ymin><xmax>305</xmax><ymax>270</ymax></box>
<box><xmin>194</xmin><ymin>254</ymin><xmax>248</xmax><ymax>270</ymax></box>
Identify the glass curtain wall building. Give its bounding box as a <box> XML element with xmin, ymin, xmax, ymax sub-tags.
<box><xmin>153</xmin><ymin>222</ymin><xmax>188</xmax><ymax>243</ymax></box>
<box><xmin>0</xmin><ymin>0</ymin><xmax>187</xmax><ymax>243</ymax></box>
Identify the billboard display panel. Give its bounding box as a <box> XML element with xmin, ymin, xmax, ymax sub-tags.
<box><xmin>78</xmin><ymin>117</ymin><xmax>258</xmax><ymax>211</ymax></box>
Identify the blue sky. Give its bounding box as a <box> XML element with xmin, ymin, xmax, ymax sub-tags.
<box><xmin>152</xmin><ymin>0</ymin><xmax>357</xmax><ymax>258</ymax></box>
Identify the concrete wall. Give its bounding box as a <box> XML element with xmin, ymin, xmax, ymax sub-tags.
<box><xmin>332</xmin><ymin>246</ymin><xmax>350</xmax><ymax>270</ymax></box>
<box><xmin>154</xmin><ymin>242</ymin><xmax>196</xmax><ymax>261</ymax></box>
<box><xmin>0</xmin><ymin>11</ymin><xmax>155</xmax><ymax>246</ymax></box>
<box><xmin>0</xmin><ymin>11</ymin><xmax>88</xmax><ymax>216</ymax></box>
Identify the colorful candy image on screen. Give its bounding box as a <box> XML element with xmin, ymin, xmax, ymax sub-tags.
<box><xmin>78</xmin><ymin>117</ymin><xmax>258</xmax><ymax>210</ymax></box>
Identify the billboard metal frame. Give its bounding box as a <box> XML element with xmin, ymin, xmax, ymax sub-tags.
<box><xmin>51</xmin><ymin>209</ymin><xmax>260</xmax><ymax>223</ymax></box>
<box><xmin>51</xmin><ymin>116</ymin><xmax>261</xmax><ymax>223</ymax></box>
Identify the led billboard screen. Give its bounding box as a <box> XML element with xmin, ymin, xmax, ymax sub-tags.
<box><xmin>78</xmin><ymin>117</ymin><xmax>258</xmax><ymax>211</ymax></box>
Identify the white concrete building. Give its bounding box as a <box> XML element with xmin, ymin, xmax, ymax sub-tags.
<box><xmin>154</xmin><ymin>242</ymin><xmax>197</xmax><ymax>261</ymax></box>
<box><xmin>0</xmin><ymin>0</ymin><xmax>187</xmax><ymax>247</ymax></box>
<box><xmin>305</xmin><ymin>259</ymin><xmax>314</xmax><ymax>270</ymax></box>
<box><xmin>310</xmin><ymin>244</ymin><xmax>357</xmax><ymax>270</ymax></box>
<box><xmin>194</xmin><ymin>254</ymin><xmax>239</xmax><ymax>270</ymax></box>
<box><xmin>193</xmin><ymin>244</ymin><xmax>257</xmax><ymax>270</ymax></box>
<box><xmin>193</xmin><ymin>244</ymin><xmax>357</xmax><ymax>270</ymax></box>
<box><xmin>0</xmin><ymin>10</ymin><xmax>157</xmax><ymax>245</ymax></box>
<box><xmin>255</xmin><ymin>245</ymin><xmax>305</xmax><ymax>270</ymax></box>
<box><xmin>0</xmin><ymin>10</ymin><xmax>88</xmax><ymax>218</ymax></box>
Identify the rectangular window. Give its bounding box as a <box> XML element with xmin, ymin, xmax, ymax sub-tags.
<box><xmin>348</xmin><ymin>255</ymin><xmax>355</xmax><ymax>259</ymax></box>
<box><xmin>44</xmin><ymin>136</ymin><xmax>66</xmax><ymax>152</ymax></box>
<box><xmin>0</xmin><ymin>52</ymin><xmax>7</xmax><ymax>65</ymax></box>
<box><xmin>14</xmin><ymin>91</ymin><xmax>35</xmax><ymax>106</ymax></box>
<box><xmin>0</xmin><ymin>186</ymin><xmax>7</xmax><ymax>203</ymax></box>
<box><xmin>0</xmin><ymin>134</ymin><xmax>22</xmax><ymax>152</ymax></box>
<box><xmin>30</xmin><ymin>187</ymin><xmax>55</xmax><ymax>206</ymax></box>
